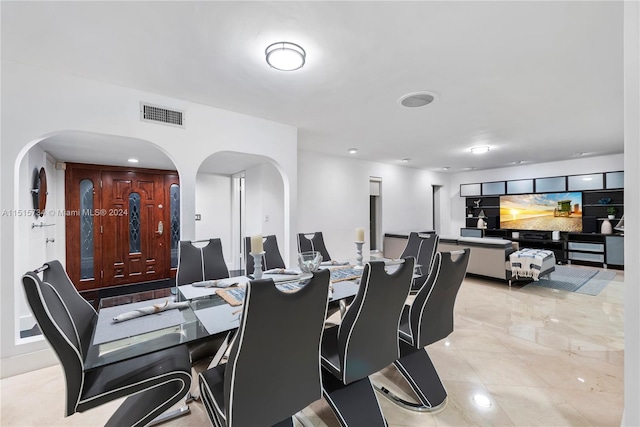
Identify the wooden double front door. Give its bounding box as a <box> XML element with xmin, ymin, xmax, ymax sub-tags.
<box><xmin>65</xmin><ymin>164</ymin><xmax>180</xmax><ymax>291</ymax></box>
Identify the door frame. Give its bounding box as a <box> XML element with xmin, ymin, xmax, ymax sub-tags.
<box><xmin>231</xmin><ymin>172</ymin><xmax>246</xmax><ymax>271</ymax></box>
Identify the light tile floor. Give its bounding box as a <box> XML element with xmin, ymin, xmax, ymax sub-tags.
<box><xmin>1</xmin><ymin>267</ymin><xmax>624</xmax><ymax>426</ymax></box>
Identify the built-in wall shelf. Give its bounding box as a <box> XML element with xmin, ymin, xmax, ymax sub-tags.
<box><xmin>460</xmin><ymin>171</ymin><xmax>624</xmax><ymax>197</ymax></box>
<box><xmin>461</xmin><ymin>170</ymin><xmax>624</xmax><ymax>269</ymax></box>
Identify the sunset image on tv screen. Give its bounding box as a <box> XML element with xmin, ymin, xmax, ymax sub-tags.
<box><xmin>499</xmin><ymin>192</ymin><xmax>582</xmax><ymax>232</ymax></box>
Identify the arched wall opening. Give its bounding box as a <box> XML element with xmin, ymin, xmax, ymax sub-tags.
<box><xmin>12</xmin><ymin>130</ymin><xmax>181</xmax><ymax>344</ymax></box>
<box><xmin>195</xmin><ymin>151</ymin><xmax>289</xmax><ymax>272</ymax></box>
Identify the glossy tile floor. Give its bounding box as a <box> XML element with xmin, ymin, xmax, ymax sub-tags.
<box><xmin>1</xmin><ymin>267</ymin><xmax>624</xmax><ymax>426</ymax></box>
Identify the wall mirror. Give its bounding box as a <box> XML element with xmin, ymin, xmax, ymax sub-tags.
<box><xmin>31</xmin><ymin>167</ymin><xmax>47</xmax><ymax>217</ymax></box>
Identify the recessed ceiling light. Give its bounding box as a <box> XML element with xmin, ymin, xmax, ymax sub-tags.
<box><xmin>470</xmin><ymin>146</ymin><xmax>490</xmax><ymax>155</ymax></box>
<box><xmin>472</xmin><ymin>393</ymin><xmax>492</xmax><ymax>408</ymax></box>
<box><xmin>128</xmin><ymin>158</ymin><xmax>139</xmax><ymax>163</ymax></box>
<box><xmin>348</xmin><ymin>148</ymin><xmax>358</xmax><ymax>154</ymax></box>
<box><xmin>401</xmin><ymin>158</ymin><xmax>410</xmax><ymax>163</ymax></box>
<box><xmin>265</xmin><ymin>42</ymin><xmax>306</xmax><ymax>71</ymax></box>
<box><xmin>398</xmin><ymin>91</ymin><xmax>438</xmax><ymax>108</ymax></box>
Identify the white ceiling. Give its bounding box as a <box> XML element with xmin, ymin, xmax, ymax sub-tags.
<box><xmin>2</xmin><ymin>1</ymin><xmax>624</xmax><ymax>172</ymax></box>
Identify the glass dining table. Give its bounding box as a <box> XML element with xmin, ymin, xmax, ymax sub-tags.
<box><xmin>84</xmin><ymin>269</ymin><xmax>362</xmax><ymax>371</ymax></box>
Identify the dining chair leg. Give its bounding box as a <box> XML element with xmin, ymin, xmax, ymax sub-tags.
<box><xmin>391</xmin><ymin>345</ymin><xmax>447</xmax><ymax>410</ymax></box>
<box><xmin>105</xmin><ymin>374</ymin><xmax>192</xmax><ymax>427</ymax></box>
<box><xmin>321</xmin><ymin>371</ymin><xmax>388</xmax><ymax>427</ymax></box>
<box><xmin>208</xmin><ymin>331</ymin><xmax>235</xmax><ymax>369</ymax></box>
<box><xmin>147</xmin><ymin>405</ymin><xmax>191</xmax><ymax>426</ymax></box>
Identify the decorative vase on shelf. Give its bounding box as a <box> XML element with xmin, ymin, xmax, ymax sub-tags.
<box><xmin>601</xmin><ymin>218</ymin><xmax>613</xmax><ymax>235</ymax></box>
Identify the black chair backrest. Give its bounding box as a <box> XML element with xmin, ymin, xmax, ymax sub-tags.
<box><xmin>244</xmin><ymin>235</ymin><xmax>286</xmax><ymax>275</ymax></box>
<box><xmin>400</xmin><ymin>232</ymin><xmax>439</xmax><ymax>281</ymax></box>
<box><xmin>223</xmin><ymin>269</ymin><xmax>331</xmax><ymax>426</ymax></box>
<box><xmin>22</xmin><ymin>260</ymin><xmax>97</xmax><ymax>416</ymax></box>
<box><xmin>337</xmin><ymin>258</ymin><xmax>414</xmax><ymax>384</ymax></box>
<box><xmin>409</xmin><ymin>249</ymin><xmax>470</xmax><ymax>348</ymax></box>
<box><xmin>297</xmin><ymin>232</ymin><xmax>332</xmax><ymax>261</ymax></box>
<box><xmin>176</xmin><ymin>239</ymin><xmax>229</xmax><ymax>286</ymax></box>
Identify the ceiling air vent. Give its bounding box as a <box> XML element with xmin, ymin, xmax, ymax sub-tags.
<box><xmin>140</xmin><ymin>102</ymin><xmax>185</xmax><ymax>128</ymax></box>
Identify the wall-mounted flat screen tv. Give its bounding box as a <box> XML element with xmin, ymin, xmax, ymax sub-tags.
<box><xmin>499</xmin><ymin>192</ymin><xmax>583</xmax><ymax>232</ymax></box>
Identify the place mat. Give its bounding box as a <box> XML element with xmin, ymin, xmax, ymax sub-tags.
<box><xmin>179</xmin><ymin>276</ymin><xmax>251</xmax><ymax>300</ymax></box>
<box><xmin>193</xmin><ymin>304</ymin><xmax>241</xmax><ymax>336</ymax></box>
<box><xmin>216</xmin><ymin>280</ymin><xmax>309</xmax><ymax>306</ymax></box>
<box><xmin>216</xmin><ymin>287</ymin><xmax>247</xmax><ymax>307</ymax></box>
<box><xmin>93</xmin><ymin>297</ymin><xmax>187</xmax><ymax>345</ymax></box>
<box><xmin>257</xmin><ymin>273</ymin><xmax>306</xmax><ymax>282</ymax></box>
<box><xmin>330</xmin><ymin>266</ymin><xmax>362</xmax><ymax>283</ymax></box>
<box><xmin>191</xmin><ymin>278</ymin><xmax>243</xmax><ymax>288</ymax></box>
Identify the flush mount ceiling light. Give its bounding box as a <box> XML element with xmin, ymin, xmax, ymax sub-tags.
<box><xmin>128</xmin><ymin>158</ymin><xmax>139</xmax><ymax>163</ymax></box>
<box><xmin>470</xmin><ymin>145</ymin><xmax>490</xmax><ymax>155</ymax></box>
<box><xmin>398</xmin><ymin>91</ymin><xmax>438</xmax><ymax>108</ymax></box>
<box><xmin>348</xmin><ymin>148</ymin><xmax>358</xmax><ymax>154</ymax></box>
<box><xmin>265</xmin><ymin>42</ymin><xmax>306</xmax><ymax>71</ymax></box>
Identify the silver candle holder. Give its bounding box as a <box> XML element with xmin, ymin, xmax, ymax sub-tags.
<box><xmin>354</xmin><ymin>241</ymin><xmax>364</xmax><ymax>269</ymax></box>
<box><xmin>250</xmin><ymin>251</ymin><xmax>265</xmax><ymax>279</ymax></box>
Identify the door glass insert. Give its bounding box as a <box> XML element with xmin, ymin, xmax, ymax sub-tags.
<box><xmin>129</xmin><ymin>192</ymin><xmax>141</xmax><ymax>253</ymax></box>
<box><xmin>170</xmin><ymin>184</ymin><xmax>180</xmax><ymax>268</ymax></box>
<box><xmin>80</xmin><ymin>179</ymin><xmax>94</xmax><ymax>280</ymax></box>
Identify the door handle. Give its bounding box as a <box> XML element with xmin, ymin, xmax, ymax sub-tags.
<box><xmin>157</xmin><ymin>221</ymin><xmax>164</xmax><ymax>235</ymax></box>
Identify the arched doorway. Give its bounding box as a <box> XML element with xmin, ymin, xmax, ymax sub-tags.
<box><xmin>19</xmin><ymin>131</ymin><xmax>182</xmax><ymax>292</ymax></box>
<box><xmin>196</xmin><ymin>151</ymin><xmax>287</xmax><ymax>272</ymax></box>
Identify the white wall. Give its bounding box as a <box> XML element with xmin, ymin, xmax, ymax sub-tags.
<box><xmin>195</xmin><ymin>173</ymin><xmax>233</xmax><ymax>265</ymax></box>
<box><xmin>623</xmin><ymin>2</ymin><xmax>639</xmax><ymax>425</ymax></box>
<box><xmin>244</xmin><ymin>163</ymin><xmax>285</xmax><ymax>259</ymax></box>
<box><xmin>14</xmin><ymin>148</ymin><xmax>64</xmax><ymax>335</ymax></box>
<box><xmin>446</xmin><ymin>154</ymin><xmax>624</xmax><ymax>236</ymax></box>
<box><xmin>298</xmin><ymin>151</ymin><xmax>449</xmax><ymax>262</ymax></box>
<box><xmin>0</xmin><ymin>61</ymin><xmax>298</xmax><ymax>377</ymax></box>
<box><xmin>16</xmin><ymin>146</ymin><xmax>43</xmax><ymax>332</ymax></box>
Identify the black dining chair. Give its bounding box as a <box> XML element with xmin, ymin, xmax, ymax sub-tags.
<box><xmin>22</xmin><ymin>260</ymin><xmax>193</xmax><ymax>427</ymax></box>
<box><xmin>176</xmin><ymin>238</ymin><xmax>230</xmax><ymax>286</ymax></box>
<box><xmin>198</xmin><ymin>269</ymin><xmax>331</xmax><ymax>427</ymax></box>
<box><xmin>400</xmin><ymin>232</ymin><xmax>439</xmax><ymax>292</ymax></box>
<box><xmin>375</xmin><ymin>249</ymin><xmax>470</xmax><ymax>411</ymax></box>
<box><xmin>297</xmin><ymin>232</ymin><xmax>332</xmax><ymax>261</ymax></box>
<box><xmin>176</xmin><ymin>238</ymin><xmax>233</xmax><ymax>365</ymax></box>
<box><xmin>244</xmin><ymin>234</ymin><xmax>286</xmax><ymax>275</ymax></box>
<box><xmin>320</xmin><ymin>258</ymin><xmax>414</xmax><ymax>426</ymax></box>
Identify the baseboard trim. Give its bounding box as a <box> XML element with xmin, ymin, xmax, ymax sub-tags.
<box><xmin>0</xmin><ymin>347</ymin><xmax>58</xmax><ymax>379</ymax></box>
